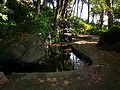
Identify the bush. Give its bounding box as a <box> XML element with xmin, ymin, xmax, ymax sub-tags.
<box><xmin>0</xmin><ymin>1</ymin><xmax>54</xmax><ymax>43</ymax></box>
<box><xmin>98</xmin><ymin>25</ymin><xmax>120</xmax><ymax>52</ymax></box>
<box><xmin>70</xmin><ymin>17</ymin><xmax>92</xmax><ymax>35</ymax></box>
<box><xmin>88</xmin><ymin>25</ymin><xmax>108</xmax><ymax>35</ymax></box>
<box><xmin>89</xmin><ymin>28</ymin><xmax>108</xmax><ymax>35</ymax></box>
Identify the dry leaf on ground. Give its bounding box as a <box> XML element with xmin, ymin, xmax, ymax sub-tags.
<box><xmin>63</xmin><ymin>80</ymin><xmax>72</xmax><ymax>86</ymax></box>
<box><xmin>47</xmin><ymin>77</ymin><xmax>57</xmax><ymax>83</ymax></box>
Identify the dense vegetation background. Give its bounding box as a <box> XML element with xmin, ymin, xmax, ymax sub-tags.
<box><xmin>0</xmin><ymin>0</ymin><xmax>120</xmax><ymax>57</ymax></box>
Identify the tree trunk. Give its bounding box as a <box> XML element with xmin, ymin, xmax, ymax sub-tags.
<box><xmin>87</xmin><ymin>0</ymin><xmax>90</xmax><ymax>23</ymax></box>
<box><xmin>79</xmin><ymin>2</ymin><xmax>84</xmax><ymax>19</ymax></box>
<box><xmin>35</xmin><ymin>0</ymin><xmax>41</xmax><ymax>19</ymax></box>
<box><xmin>61</xmin><ymin>0</ymin><xmax>68</xmax><ymax>18</ymax></box>
<box><xmin>105</xmin><ymin>0</ymin><xmax>113</xmax><ymax>29</ymax></box>
<box><xmin>99</xmin><ymin>10</ymin><xmax>104</xmax><ymax>29</ymax></box>
<box><xmin>91</xmin><ymin>14</ymin><xmax>94</xmax><ymax>23</ymax></box>
<box><xmin>72</xmin><ymin>0</ymin><xmax>77</xmax><ymax>16</ymax></box>
<box><xmin>51</xmin><ymin>1</ymin><xmax>55</xmax><ymax>13</ymax></box>
<box><xmin>0</xmin><ymin>0</ymin><xmax>7</xmax><ymax>5</ymax></box>
<box><xmin>76</xmin><ymin>0</ymin><xmax>80</xmax><ymax>16</ymax></box>
<box><xmin>59</xmin><ymin>0</ymin><xmax>64</xmax><ymax>15</ymax></box>
<box><xmin>65</xmin><ymin>8</ymin><xmax>68</xmax><ymax>18</ymax></box>
<box><xmin>53</xmin><ymin>0</ymin><xmax>60</xmax><ymax>30</ymax></box>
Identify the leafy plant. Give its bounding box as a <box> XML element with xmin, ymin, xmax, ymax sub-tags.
<box><xmin>70</xmin><ymin>16</ymin><xmax>92</xmax><ymax>35</ymax></box>
<box><xmin>0</xmin><ymin>1</ymin><xmax>55</xmax><ymax>44</ymax></box>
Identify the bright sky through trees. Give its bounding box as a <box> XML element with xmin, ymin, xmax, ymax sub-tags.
<box><xmin>47</xmin><ymin>0</ymin><xmax>108</xmax><ymax>25</ymax></box>
<box><xmin>72</xmin><ymin>0</ymin><xmax>108</xmax><ymax>25</ymax></box>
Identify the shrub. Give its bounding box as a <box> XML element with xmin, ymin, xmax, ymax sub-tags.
<box><xmin>70</xmin><ymin>17</ymin><xmax>92</xmax><ymax>35</ymax></box>
<box><xmin>98</xmin><ymin>25</ymin><xmax>120</xmax><ymax>52</ymax></box>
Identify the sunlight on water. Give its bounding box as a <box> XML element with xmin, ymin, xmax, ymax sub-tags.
<box><xmin>70</xmin><ymin>53</ymin><xmax>87</xmax><ymax>69</ymax></box>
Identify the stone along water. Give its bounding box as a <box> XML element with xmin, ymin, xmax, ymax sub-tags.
<box><xmin>0</xmin><ymin>45</ymin><xmax>92</xmax><ymax>75</ymax></box>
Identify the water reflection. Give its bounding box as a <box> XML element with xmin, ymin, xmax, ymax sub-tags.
<box><xmin>0</xmin><ymin>46</ymin><xmax>91</xmax><ymax>75</ymax></box>
<box><xmin>70</xmin><ymin>53</ymin><xmax>87</xmax><ymax>69</ymax></box>
<box><xmin>48</xmin><ymin>46</ymin><xmax>89</xmax><ymax>71</ymax></box>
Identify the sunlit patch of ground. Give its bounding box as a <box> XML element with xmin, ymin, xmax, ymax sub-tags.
<box><xmin>51</xmin><ymin>42</ymin><xmax>73</xmax><ymax>46</ymax></box>
<box><xmin>74</xmin><ymin>40</ymin><xmax>98</xmax><ymax>45</ymax></box>
<box><xmin>50</xmin><ymin>34</ymin><xmax>99</xmax><ymax>46</ymax></box>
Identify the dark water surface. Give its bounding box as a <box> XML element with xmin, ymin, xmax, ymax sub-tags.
<box><xmin>0</xmin><ymin>46</ymin><xmax>92</xmax><ymax>75</ymax></box>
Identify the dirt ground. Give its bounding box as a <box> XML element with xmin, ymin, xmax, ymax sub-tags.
<box><xmin>1</xmin><ymin>36</ymin><xmax>120</xmax><ymax>90</ymax></box>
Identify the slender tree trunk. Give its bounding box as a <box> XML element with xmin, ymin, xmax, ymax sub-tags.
<box><xmin>105</xmin><ymin>0</ymin><xmax>113</xmax><ymax>29</ymax></box>
<box><xmin>76</xmin><ymin>0</ymin><xmax>80</xmax><ymax>16</ymax></box>
<box><xmin>61</xmin><ymin>0</ymin><xmax>68</xmax><ymax>18</ymax></box>
<box><xmin>51</xmin><ymin>1</ymin><xmax>55</xmax><ymax>13</ymax></box>
<box><xmin>35</xmin><ymin>0</ymin><xmax>41</xmax><ymax>19</ymax></box>
<box><xmin>0</xmin><ymin>0</ymin><xmax>7</xmax><ymax>5</ymax></box>
<box><xmin>52</xmin><ymin>0</ymin><xmax>60</xmax><ymax>42</ymax></box>
<box><xmin>87</xmin><ymin>0</ymin><xmax>90</xmax><ymax>23</ymax></box>
<box><xmin>72</xmin><ymin>0</ymin><xmax>77</xmax><ymax>16</ymax></box>
<box><xmin>59</xmin><ymin>0</ymin><xmax>64</xmax><ymax>15</ymax></box>
<box><xmin>79</xmin><ymin>2</ymin><xmax>84</xmax><ymax>19</ymax></box>
<box><xmin>65</xmin><ymin>9</ymin><xmax>68</xmax><ymax>18</ymax></box>
<box><xmin>92</xmin><ymin>14</ymin><xmax>94</xmax><ymax>23</ymax></box>
<box><xmin>54</xmin><ymin>0</ymin><xmax>59</xmax><ymax>29</ymax></box>
<box><xmin>99</xmin><ymin>10</ymin><xmax>104</xmax><ymax>29</ymax></box>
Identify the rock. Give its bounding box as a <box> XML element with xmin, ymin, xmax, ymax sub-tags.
<box><xmin>0</xmin><ymin>72</ymin><xmax>9</xmax><ymax>88</ymax></box>
<box><xmin>0</xmin><ymin>34</ymin><xmax>46</xmax><ymax>63</ymax></box>
<box><xmin>11</xmin><ymin>43</ymin><xmax>26</xmax><ymax>60</ymax></box>
<box><xmin>0</xmin><ymin>45</ymin><xmax>16</xmax><ymax>61</ymax></box>
<box><xmin>21</xmin><ymin>34</ymin><xmax>46</xmax><ymax>63</ymax></box>
<box><xmin>21</xmin><ymin>46</ymin><xmax>46</xmax><ymax>63</ymax></box>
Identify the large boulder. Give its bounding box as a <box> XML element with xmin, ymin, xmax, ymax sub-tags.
<box><xmin>21</xmin><ymin>34</ymin><xmax>46</xmax><ymax>63</ymax></box>
<box><xmin>21</xmin><ymin>45</ymin><xmax>45</xmax><ymax>63</ymax></box>
<box><xmin>0</xmin><ymin>34</ymin><xmax>46</xmax><ymax>74</ymax></box>
<box><xmin>0</xmin><ymin>34</ymin><xmax>46</xmax><ymax>63</ymax></box>
<box><xmin>10</xmin><ymin>43</ymin><xmax>26</xmax><ymax>60</ymax></box>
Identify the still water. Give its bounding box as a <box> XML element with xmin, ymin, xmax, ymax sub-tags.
<box><xmin>46</xmin><ymin>46</ymin><xmax>91</xmax><ymax>71</ymax></box>
<box><xmin>0</xmin><ymin>46</ymin><xmax>92</xmax><ymax>75</ymax></box>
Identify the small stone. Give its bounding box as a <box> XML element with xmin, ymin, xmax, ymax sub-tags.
<box><xmin>0</xmin><ymin>72</ymin><xmax>9</xmax><ymax>88</ymax></box>
<box><xmin>16</xmin><ymin>79</ymin><xmax>19</xmax><ymax>81</ymax></box>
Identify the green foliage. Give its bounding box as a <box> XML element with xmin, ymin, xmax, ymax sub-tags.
<box><xmin>34</xmin><ymin>10</ymin><xmax>54</xmax><ymax>39</ymax></box>
<box><xmin>80</xmin><ymin>20</ymin><xmax>92</xmax><ymax>32</ymax></box>
<box><xmin>0</xmin><ymin>1</ymin><xmax>55</xmax><ymax>43</ymax></box>
<box><xmin>113</xmin><ymin>6</ymin><xmax>120</xmax><ymax>19</ymax></box>
<box><xmin>98</xmin><ymin>25</ymin><xmax>120</xmax><ymax>52</ymax></box>
<box><xmin>88</xmin><ymin>25</ymin><xmax>108</xmax><ymax>35</ymax></box>
<box><xmin>91</xmin><ymin>0</ymin><xmax>107</xmax><ymax>15</ymax></box>
<box><xmin>0</xmin><ymin>4</ymin><xmax>13</xmax><ymax>29</ymax></box>
<box><xmin>98</xmin><ymin>25</ymin><xmax>120</xmax><ymax>45</ymax></box>
<box><xmin>6</xmin><ymin>0</ymin><xmax>35</xmax><ymax>32</ymax></box>
<box><xmin>71</xmin><ymin>16</ymin><xmax>92</xmax><ymax>35</ymax></box>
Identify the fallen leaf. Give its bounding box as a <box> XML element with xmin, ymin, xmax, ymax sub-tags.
<box><xmin>47</xmin><ymin>77</ymin><xmax>57</xmax><ymax>83</ymax></box>
<box><xmin>37</xmin><ymin>78</ymin><xmax>45</xmax><ymax>83</ymax></box>
<box><xmin>51</xmin><ymin>83</ymin><xmax>57</xmax><ymax>87</ymax></box>
<box><xmin>63</xmin><ymin>80</ymin><xmax>71</xmax><ymax>86</ymax></box>
<box><xmin>91</xmin><ymin>71</ymin><xmax>103</xmax><ymax>84</ymax></box>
